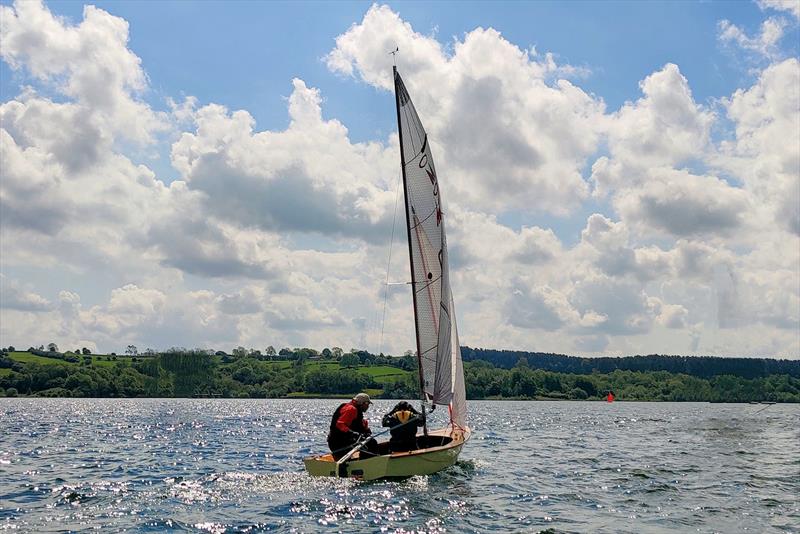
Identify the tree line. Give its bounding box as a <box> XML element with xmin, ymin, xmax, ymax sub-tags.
<box><xmin>461</xmin><ymin>347</ymin><xmax>800</xmax><ymax>379</ymax></box>
<box><xmin>9</xmin><ymin>343</ymin><xmax>797</xmax><ymax>380</ymax></box>
<box><xmin>464</xmin><ymin>360</ymin><xmax>799</xmax><ymax>402</ymax></box>
<box><xmin>1</xmin><ymin>348</ymin><xmax>797</xmax><ymax>402</ymax></box>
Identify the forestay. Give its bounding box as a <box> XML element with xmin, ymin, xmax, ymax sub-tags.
<box><xmin>393</xmin><ymin>67</ymin><xmax>466</xmax><ymax>429</ymax></box>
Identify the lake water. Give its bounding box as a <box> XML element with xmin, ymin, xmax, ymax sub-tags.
<box><xmin>0</xmin><ymin>399</ymin><xmax>798</xmax><ymax>533</ymax></box>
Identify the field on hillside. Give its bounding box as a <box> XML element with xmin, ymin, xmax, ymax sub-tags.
<box><xmin>8</xmin><ymin>352</ymin><xmax>71</xmax><ymax>365</ymax></box>
<box><xmin>5</xmin><ymin>352</ymin><xmax>411</xmax><ymax>384</ymax></box>
<box><xmin>7</xmin><ymin>351</ymin><xmax>140</xmax><ymax>368</ymax></box>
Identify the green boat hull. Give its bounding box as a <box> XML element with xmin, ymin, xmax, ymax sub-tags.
<box><xmin>304</xmin><ymin>427</ymin><xmax>469</xmax><ymax>481</ymax></box>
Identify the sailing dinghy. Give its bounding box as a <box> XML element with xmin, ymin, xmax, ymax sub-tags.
<box><xmin>303</xmin><ymin>67</ymin><xmax>470</xmax><ymax>480</ymax></box>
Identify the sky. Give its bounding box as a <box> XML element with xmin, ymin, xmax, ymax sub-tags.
<box><xmin>0</xmin><ymin>0</ymin><xmax>798</xmax><ymax>358</ymax></box>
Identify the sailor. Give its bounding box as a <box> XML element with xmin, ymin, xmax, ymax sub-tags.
<box><xmin>382</xmin><ymin>401</ymin><xmax>425</xmax><ymax>452</ymax></box>
<box><xmin>327</xmin><ymin>393</ymin><xmax>379</xmax><ymax>460</ymax></box>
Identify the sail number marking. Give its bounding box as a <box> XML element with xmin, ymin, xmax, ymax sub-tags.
<box><xmin>419</xmin><ymin>136</ymin><xmax>442</xmax><ymax>227</ymax></box>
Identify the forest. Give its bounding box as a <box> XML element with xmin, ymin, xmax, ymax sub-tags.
<box><xmin>1</xmin><ymin>346</ymin><xmax>798</xmax><ymax>402</ymax></box>
<box><xmin>461</xmin><ymin>347</ymin><xmax>800</xmax><ymax>378</ymax></box>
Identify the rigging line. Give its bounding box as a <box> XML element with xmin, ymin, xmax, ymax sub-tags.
<box><xmin>403</xmin><ymin>137</ymin><xmax>425</xmax><ymax>165</ymax></box>
<box><xmin>405</xmin><ymin>140</ymin><xmax>426</xmax><ymax>166</ymax></box>
<box><xmin>752</xmin><ymin>403</ymin><xmax>774</xmax><ymax>415</ymax></box>
<box><xmin>410</xmin><ymin>207</ymin><xmax>440</xmax><ymax>229</ymax></box>
<box><xmin>378</xmin><ymin>168</ymin><xmax>404</xmax><ymax>357</ymax></box>
<box><xmin>414</xmin><ymin>275</ymin><xmax>442</xmax><ymax>295</ymax></box>
<box><xmin>419</xmin><ymin>346</ymin><xmax>438</xmax><ymax>357</ymax></box>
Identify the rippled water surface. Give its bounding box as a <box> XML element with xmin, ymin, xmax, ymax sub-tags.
<box><xmin>1</xmin><ymin>399</ymin><xmax>798</xmax><ymax>533</ymax></box>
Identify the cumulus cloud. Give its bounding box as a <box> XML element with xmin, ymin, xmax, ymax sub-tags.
<box><xmin>757</xmin><ymin>0</ymin><xmax>800</xmax><ymax>19</ymax></box>
<box><xmin>656</xmin><ymin>303</ymin><xmax>689</xmax><ymax>329</ymax></box>
<box><xmin>582</xmin><ymin>213</ymin><xmax>628</xmax><ymax>249</ymax></box>
<box><xmin>592</xmin><ymin>64</ymin><xmax>714</xmax><ymax>197</ymax></box>
<box><xmin>146</xmin><ymin>211</ymin><xmax>280</xmax><ymax>280</ymax></box>
<box><xmin>714</xmin><ymin>262</ymin><xmax>800</xmax><ymax>331</ymax></box>
<box><xmin>0</xmin><ymin>1</ymin><xmax>176</xmax><ymax>278</ymax></box>
<box><xmin>107</xmin><ymin>284</ymin><xmax>166</xmax><ymax>317</ymax></box>
<box><xmin>217</xmin><ymin>289</ymin><xmax>262</xmax><ymax>315</ymax></box>
<box><xmin>569</xmin><ymin>275</ymin><xmax>661</xmax><ymax>335</ymax></box>
<box><xmin>263</xmin><ymin>294</ymin><xmax>345</xmax><ymax>331</ymax></box>
<box><xmin>41</xmin><ymin>285</ymin><xmax>244</xmax><ymax>350</ymax></box>
<box><xmin>574</xmin><ymin>334</ymin><xmax>610</xmax><ymax>353</ymax></box>
<box><xmin>511</xmin><ymin>226</ymin><xmax>563</xmax><ymax>265</ymax></box>
<box><xmin>0</xmin><ymin>126</ymin><xmax>73</xmax><ymax>234</ymax></box>
<box><xmin>672</xmin><ymin>240</ymin><xmax>731</xmax><ymax>280</ymax></box>
<box><xmin>577</xmin><ymin>215</ymin><xmax>640</xmax><ymax>281</ymax></box>
<box><xmin>718</xmin><ymin>17</ymin><xmax>789</xmax><ymax>60</ymax></box>
<box><xmin>326</xmin><ymin>4</ymin><xmax>446</xmax><ymax>90</ymax></box>
<box><xmin>613</xmin><ymin>64</ymin><xmax>713</xmax><ymax>165</ymax></box>
<box><xmin>170</xmin><ymin>80</ymin><xmax>397</xmax><ymax>242</ymax></box>
<box><xmin>446</xmin><ymin>208</ymin><xmax>563</xmax><ymax>269</ymax></box>
<box><xmin>615</xmin><ymin>169</ymin><xmax>749</xmax><ymax>238</ymax></box>
<box><xmin>0</xmin><ymin>0</ymin><xmax>165</xmax><ymax>146</ymax></box>
<box><xmin>0</xmin><ymin>276</ymin><xmax>52</xmax><ymax>311</ymax></box>
<box><xmin>326</xmin><ymin>4</ymin><xmax>604</xmax><ymax>215</ymax></box>
<box><xmin>0</xmin><ymin>111</ymin><xmax>171</xmax><ymax>273</ymax></box>
<box><xmin>507</xmin><ymin>283</ymin><xmax>575</xmax><ymax>331</ymax></box>
<box><xmin>716</xmin><ymin>58</ymin><xmax>800</xmax><ymax>236</ymax></box>
<box><xmin>0</xmin><ymin>93</ymin><xmax>106</xmax><ymax>174</ymax></box>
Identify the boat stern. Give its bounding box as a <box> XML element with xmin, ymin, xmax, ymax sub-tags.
<box><xmin>303</xmin><ymin>453</ymin><xmax>391</xmax><ymax>480</ymax></box>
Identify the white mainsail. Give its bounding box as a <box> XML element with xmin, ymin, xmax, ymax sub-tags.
<box><xmin>393</xmin><ymin>67</ymin><xmax>467</xmax><ymax>430</ymax></box>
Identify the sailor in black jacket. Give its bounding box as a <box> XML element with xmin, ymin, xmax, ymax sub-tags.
<box><xmin>381</xmin><ymin>401</ymin><xmax>425</xmax><ymax>452</ymax></box>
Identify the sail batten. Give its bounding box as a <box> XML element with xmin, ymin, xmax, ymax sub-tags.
<box><xmin>393</xmin><ymin>67</ymin><xmax>467</xmax><ymax>429</ymax></box>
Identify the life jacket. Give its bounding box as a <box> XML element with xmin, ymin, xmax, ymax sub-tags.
<box><xmin>328</xmin><ymin>401</ymin><xmax>367</xmax><ymax>440</ymax></box>
<box><xmin>395</xmin><ymin>410</ymin><xmax>414</xmax><ymax>424</ymax></box>
<box><xmin>383</xmin><ymin>408</ymin><xmax>421</xmax><ymax>442</ymax></box>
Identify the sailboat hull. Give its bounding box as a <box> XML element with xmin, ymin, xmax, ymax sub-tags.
<box><xmin>304</xmin><ymin>427</ymin><xmax>469</xmax><ymax>481</ymax></box>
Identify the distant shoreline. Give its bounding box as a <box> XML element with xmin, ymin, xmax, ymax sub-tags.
<box><xmin>2</xmin><ymin>349</ymin><xmax>798</xmax><ymax>403</ymax></box>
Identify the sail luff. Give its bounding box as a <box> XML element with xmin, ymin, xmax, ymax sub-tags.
<box><xmin>393</xmin><ymin>66</ymin><xmax>427</xmax><ymax>403</ymax></box>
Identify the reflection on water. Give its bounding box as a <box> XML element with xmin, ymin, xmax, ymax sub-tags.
<box><xmin>1</xmin><ymin>399</ymin><xmax>798</xmax><ymax>533</ymax></box>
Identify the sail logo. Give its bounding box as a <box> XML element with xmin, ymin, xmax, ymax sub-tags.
<box><xmin>419</xmin><ymin>136</ymin><xmax>442</xmax><ymax>226</ymax></box>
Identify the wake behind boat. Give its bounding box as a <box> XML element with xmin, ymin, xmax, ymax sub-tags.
<box><xmin>303</xmin><ymin>66</ymin><xmax>470</xmax><ymax>480</ymax></box>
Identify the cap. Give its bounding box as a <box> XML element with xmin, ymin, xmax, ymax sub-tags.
<box><xmin>353</xmin><ymin>393</ymin><xmax>372</xmax><ymax>405</ymax></box>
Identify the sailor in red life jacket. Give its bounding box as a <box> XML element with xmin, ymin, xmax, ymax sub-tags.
<box><xmin>327</xmin><ymin>393</ymin><xmax>380</xmax><ymax>460</ymax></box>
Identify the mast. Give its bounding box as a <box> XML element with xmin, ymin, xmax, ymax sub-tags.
<box><xmin>393</xmin><ymin>66</ymin><xmax>428</xmax><ymax>434</ymax></box>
